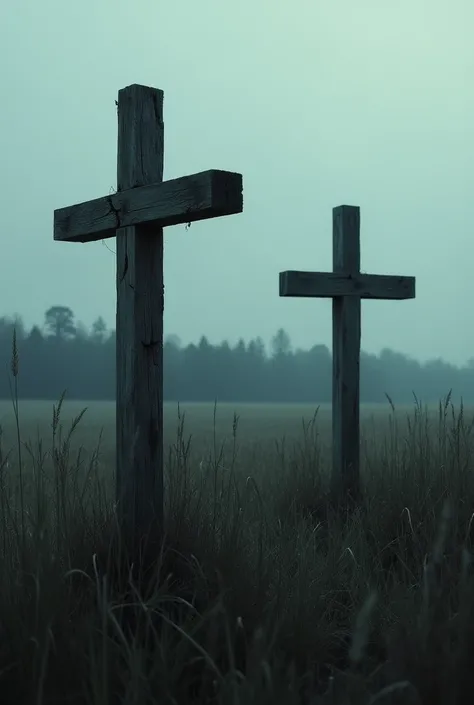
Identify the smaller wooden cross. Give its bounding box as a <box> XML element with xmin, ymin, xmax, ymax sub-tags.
<box><xmin>54</xmin><ymin>84</ymin><xmax>243</xmax><ymax>546</ymax></box>
<box><xmin>280</xmin><ymin>206</ymin><xmax>416</xmax><ymax>503</ymax></box>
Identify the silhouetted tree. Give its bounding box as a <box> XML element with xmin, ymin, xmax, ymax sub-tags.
<box><xmin>0</xmin><ymin>311</ymin><xmax>470</xmax><ymax>403</ymax></box>
<box><xmin>271</xmin><ymin>328</ymin><xmax>291</xmax><ymax>357</ymax></box>
<box><xmin>91</xmin><ymin>316</ymin><xmax>107</xmax><ymax>343</ymax></box>
<box><xmin>165</xmin><ymin>334</ymin><xmax>181</xmax><ymax>349</ymax></box>
<box><xmin>44</xmin><ymin>306</ymin><xmax>76</xmax><ymax>340</ymax></box>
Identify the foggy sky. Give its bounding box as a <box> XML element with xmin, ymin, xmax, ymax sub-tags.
<box><xmin>1</xmin><ymin>0</ymin><xmax>473</xmax><ymax>364</ymax></box>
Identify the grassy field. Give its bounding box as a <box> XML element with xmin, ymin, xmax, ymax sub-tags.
<box><xmin>0</xmin><ymin>398</ymin><xmax>451</xmax><ymax>476</ymax></box>
<box><xmin>1</xmin><ymin>394</ymin><xmax>474</xmax><ymax>704</ymax></box>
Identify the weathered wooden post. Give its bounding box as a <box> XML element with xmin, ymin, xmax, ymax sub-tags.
<box><xmin>280</xmin><ymin>206</ymin><xmax>415</xmax><ymax>503</ymax></box>
<box><xmin>54</xmin><ymin>84</ymin><xmax>243</xmax><ymax>547</ymax></box>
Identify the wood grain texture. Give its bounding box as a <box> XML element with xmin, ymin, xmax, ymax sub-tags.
<box><xmin>280</xmin><ymin>271</ymin><xmax>415</xmax><ymax>299</ymax></box>
<box><xmin>54</xmin><ymin>169</ymin><xmax>243</xmax><ymax>243</ymax></box>
<box><xmin>54</xmin><ymin>82</ymin><xmax>244</xmax><ymax>549</ymax></box>
<box><xmin>331</xmin><ymin>206</ymin><xmax>361</xmax><ymax>503</ymax></box>
<box><xmin>278</xmin><ymin>204</ymin><xmax>417</xmax><ymax>505</ymax></box>
<box><xmin>115</xmin><ymin>84</ymin><xmax>165</xmax><ymax>545</ymax></box>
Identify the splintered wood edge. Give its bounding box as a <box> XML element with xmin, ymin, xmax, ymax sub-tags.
<box><xmin>54</xmin><ymin>169</ymin><xmax>243</xmax><ymax>243</ymax></box>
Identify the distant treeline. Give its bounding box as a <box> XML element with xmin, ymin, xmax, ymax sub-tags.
<box><xmin>0</xmin><ymin>305</ymin><xmax>473</xmax><ymax>403</ymax></box>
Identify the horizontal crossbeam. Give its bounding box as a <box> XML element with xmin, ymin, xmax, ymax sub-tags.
<box><xmin>54</xmin><ymin>169</ymin><xmax>243</xmax><ymax>243</ymax></box>
<box><xmin>280</xmin><ymin>271</ymin><xmax>416</xmax><ymax>300</ymax></box>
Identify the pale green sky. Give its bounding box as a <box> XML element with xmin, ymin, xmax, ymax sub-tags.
<box><xmin>1</xmin><ymin>0</ymin><xmax>473</xmax><ymax>363</ymax></box>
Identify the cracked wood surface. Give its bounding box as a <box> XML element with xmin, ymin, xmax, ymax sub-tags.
<box><xmin>54</xmin><ymin>169</ymin><xmax>243</xmax><ymax>243</ymax></box>
<box><xmin>115</xmin><ymin>84</ymin><xmax>165</xmax><ymax>543</ymax></box>
<box><xmin>54</xmin><ymin>83</ymin><xmax>244</xmax><ymax>546</ymax></box>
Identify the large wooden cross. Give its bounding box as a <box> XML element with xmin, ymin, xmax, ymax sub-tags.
<box><xmin>280</xmin><ymin>205</ymin><xmax>415</xmax><ymax>503</ymax></box>
<box><xmin>54</xmin><ymin>84</ymin><xmax>243</xmax><ymax>545</ymax></box>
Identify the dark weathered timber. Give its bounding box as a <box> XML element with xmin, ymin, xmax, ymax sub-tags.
<box><xmin>54</xmin><ymin>169</ymin><xmax>243</xmax><ymax>243</ymax></box>
<box><xmin>331</xmin><ymin>206</ymin><xmax>361</xmax><ymax>504</ymax></box>
<box><xmin>279</xmin><ymin>205</ymin><xmax>416</xmax><ymax>505</ymax></box>
<box><xmin>280</xmin><ymin>271</ymin><xmax>415</xmax><ymax>300</ymax></box>
<box><xmin>115</xmin><ymin>84</ymin><xmax>165</xmax><ymax>547</ymax></box>
<box><xmin>54</xmin><ymin>83</ymin><xmax>243</xmax><ymax>549</ymax></box>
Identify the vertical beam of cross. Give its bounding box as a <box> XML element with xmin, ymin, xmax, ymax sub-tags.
<box><xmin>115</xmin><ymin>85</ymin><xmax>164</xmax><ymax>545</ymax></box>
<box><xmin>332</xmin><ymin>206</ymin><xmax>361</xmax><ymax>501</ymax></box>
<box><xmin>279</xmin><ymin>205</ymin><xmax>416</xmax><ymax>504</ymax></box>
<box><xmin>54</xmin><ymin>84</ymin><xmax>243</xmax><ymax>547</ymax></box>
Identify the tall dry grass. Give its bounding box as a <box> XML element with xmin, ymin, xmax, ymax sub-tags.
<box><xmin>0</xmin><ymin>335</ymin><xmax>474</xmax><ymax>703</ymax></box>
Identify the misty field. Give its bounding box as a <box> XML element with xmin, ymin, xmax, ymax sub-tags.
<box><xmin>2</xmin><ymin>395</ymin><xmax>474</xmax><ymax>704</ymax></box>
<box><xmin>0</xmin><ymin>398</ymin><xmax>455</xmax><ymax>474</ymax></box>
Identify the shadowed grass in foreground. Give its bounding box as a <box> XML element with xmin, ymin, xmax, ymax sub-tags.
<box><xmin>1</xmin><ymin>342</ymin><xmax>474</xmax><ymax>702</ymax></box>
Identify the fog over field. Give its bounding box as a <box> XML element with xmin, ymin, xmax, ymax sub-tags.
<box><xmin>3</xmin><ymin>4</ymin><xmax>474</xmax><ymax>702</ymax></box>
<box><xmin>0</xmin><ymin>398</ymin><xmax>468</xmax><ymax>477</ymax></box>
<box><xmin>2</xmin><ymin>0</ymin><xmax>473</xmax><ymax>368</ymax></box>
